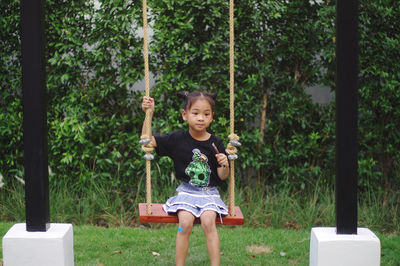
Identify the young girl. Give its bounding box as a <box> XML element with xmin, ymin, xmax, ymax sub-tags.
<box><xmin>141</xmin><ymin>91</ymin><xmax>229</xmax><ymax>266</ymax></box>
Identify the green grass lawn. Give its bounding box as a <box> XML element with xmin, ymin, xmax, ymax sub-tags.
<box><xmin>1</xmin><ymin>222</ymin><xmax>399</xmax><ymax>265</ymax></box>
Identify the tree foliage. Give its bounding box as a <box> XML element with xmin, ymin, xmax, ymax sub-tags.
<box><xmin>357</xmin><ymin>1</ymin><xmax>400</xmax><ymax>188</ymax></box>
<box><xmin>0</xmin><ymin>0</ymin><xmax>399</xmax><ymax>192</ymax></box>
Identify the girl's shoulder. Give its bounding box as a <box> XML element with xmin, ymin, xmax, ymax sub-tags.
<box><xmin>209</xmin><ymin>133</ymin><xmax>223</xmax><ymax>143</ymax></box>
<box><xmin>154</xmin><ymin>131</ymin><xmax>188</xmax><ymax>155</ymax></box>
<box><xmin>154</xmin><ymin>130</ymin><xmax>186</xmax><ymax>145</ymax></box>
<box><xmin>158</xmin><ymin>130</ymin><xmax>186</xmax><ymax>138</ymax></box>
<box><xmin>208</xmin><ymin>134</ymin><xmax>226</xmax><ymax>151</ymax></box>
<box><xmin>171</xmin><ymin>130</ymin><xmax>187</xmax><ymax>138</ymax></box>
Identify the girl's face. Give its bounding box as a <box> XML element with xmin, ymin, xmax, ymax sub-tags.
<box><xmin>182</xmin><ymin>99</ymin><xmax>214</xmax><ymax>133</ymax></box>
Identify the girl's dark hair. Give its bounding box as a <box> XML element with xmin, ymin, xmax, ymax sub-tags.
<box><xmin>177</xmin><ymin>91</ymin><xmax>217</xmax><ymax>112</ymax></box>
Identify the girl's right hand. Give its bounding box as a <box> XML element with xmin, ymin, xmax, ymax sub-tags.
<box><xmin>142</xmin><ymin>96</ymin><xmax>155</xmax><ymax>113</ymax></box>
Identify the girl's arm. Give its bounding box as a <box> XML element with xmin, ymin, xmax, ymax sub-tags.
<box><xmin>217</xmin><ymin>165</ymin><xmax>229</xmax><ymax>180</ymax></box>
<box><xmin>212</xmin><ymin>142</ymin><xmax>229</xmax><ymax>180</ymax></box>
<box><xmin>216</xmin><ymin>153</ymin><xmax>229</xmax><ymax>180</ymax></box>
<box><xmin>141</xmin><ymin>96</ymin><xmax>157</xmax><ymax>147</ymax></box>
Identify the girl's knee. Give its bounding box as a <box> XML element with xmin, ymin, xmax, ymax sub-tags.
<box><xmin>201</xmin><ymin>216</ymin><xmax>217</xmax><ymax>234</ymax></box>
<box><xmin>179</xmin><ymin>219</ymin><xmax>193</xmax><ymax>232</ymax></box>
<box><xmin>178</xmin><ymin>212</ymin><xmax>195</xmax><ymax>233</ymax></box>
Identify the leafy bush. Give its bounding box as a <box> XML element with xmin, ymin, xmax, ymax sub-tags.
<box><xmin>357</xmin><ymin>1</ymin><xmax>400</xmax><ymax>189</ymax></box>
<box><xmin>0</xmin><ymin>0</ymin><xmax>399</xmax><ymax>195</ymax></box>
<box><xmin>1</xmin><ymin>0</ymin><xmax>146</xmax><ymax>190</ymax></box>
<box><xmin>149</xmin><ymin>0</ymin><xmax>337</xmax><ymax>190</ymax></box>
<box><xmin>0</xmin><ymin>0</ymin><xmax>24</xmax><ymax>185</ymax></box>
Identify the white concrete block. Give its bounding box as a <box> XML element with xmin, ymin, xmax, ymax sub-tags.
<box><xmin>309</xmin><ymin>227</ymin><xmax>380</xmax><ymax>266</ymax></box>
<box><xmin>2</xmin><ymin>223</ymin><xmax>74</xmax><ymax>266</ymax></box>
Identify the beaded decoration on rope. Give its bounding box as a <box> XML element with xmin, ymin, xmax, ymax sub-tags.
<box><xmin>140</xmin><ymin>134</ymin><xmax>154</xmax><ymax>161</ymax></box>
<box><xmin>226</xmin><ymin>133</ymin><xmax>241</xmax><ymax>160</ymax></box>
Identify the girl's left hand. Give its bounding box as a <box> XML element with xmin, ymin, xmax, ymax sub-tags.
<box><xmin>216</xmin><ymin>153</ymin><xmax>229</xmax><ymax>168</ymax></box>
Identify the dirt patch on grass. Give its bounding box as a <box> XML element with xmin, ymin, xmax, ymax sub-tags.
<box><xmin>289</xmin><ymin>258</ymin><xmax>301</xmax><ymax>264</ymax></box>
<box><xmin>246</xmin><ymin>244</ymin><xmax>272</xmax><ymax>255</ymax></box>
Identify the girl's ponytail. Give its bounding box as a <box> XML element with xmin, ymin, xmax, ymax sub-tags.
<box><xmin>176</xmin><ymin>91</ymin><xmax>189</xmax><ymax>99</ymax></box>
<box><xmin>205</xmin><ymin>92</ymin><xmax>217</xmax><ymax>100</ymax></box>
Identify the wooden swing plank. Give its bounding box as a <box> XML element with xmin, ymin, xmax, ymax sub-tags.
<box><xmin>139</xmin><ymin>203</ymin><xmax>244</xmax><ymax>225</ymax></box>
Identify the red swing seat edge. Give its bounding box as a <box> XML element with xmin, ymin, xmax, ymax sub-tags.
<box><xmin>138</xmin><ymin>203</ymin><xmax>244</xmax><ymax>225</ymax></box>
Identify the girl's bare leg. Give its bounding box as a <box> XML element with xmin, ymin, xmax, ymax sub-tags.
<box><xmin>200</xmin><ymin>211</ymin><xmax>220</xmax><ymax>266</ymax></box>
<box><xmin>176</xmin><ymin>211</ymin><xmax>195</xmax><ymax>266</ymax></box>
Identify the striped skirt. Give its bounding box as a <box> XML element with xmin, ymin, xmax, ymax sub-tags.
<box><xmin>163</xmin><ymin>182</ymin><xmax>228</xmax><ymax>218</ymax></box>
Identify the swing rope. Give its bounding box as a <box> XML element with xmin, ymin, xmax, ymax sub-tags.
<box><xmin>140</xmin><ymin>0</ymin><xmax>240</xmax><ymax>217</ymax></box>
<box><xmin>140</xmin><ymin>0</ymin><xmax>154</xmax><ymax>215</ymax></box>
<box><xmin>226</xmin><ymin>0</ymin><xmax>240</xmax><ymax>217</ymax></box>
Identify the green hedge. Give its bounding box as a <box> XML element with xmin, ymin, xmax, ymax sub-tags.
<box><xmin>0</xmin><ymin>0</ymin><xmax>399</xmax><ymax>192</ymax></box>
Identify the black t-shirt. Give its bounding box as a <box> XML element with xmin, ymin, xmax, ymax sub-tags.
<box><xmin>155</xmin><ymin>130</ymin><xmax>226</xmax><ymax>187</ymax></box>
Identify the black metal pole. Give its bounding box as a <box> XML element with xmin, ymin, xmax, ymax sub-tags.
<box><xmin>335</xmin><ymin>0</ymin><xmax>359</xmax><ymax>234</ymax></box>
<box><xmin>21</xmin><ymin>0</ymin><xmax>50</xmax><ymax>232</ymax></box>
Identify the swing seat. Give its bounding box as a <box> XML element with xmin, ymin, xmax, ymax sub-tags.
<box><xmin>139</xmin><ymin>203</ymin><xmax>244</xmax><ymax>225</ymax></box>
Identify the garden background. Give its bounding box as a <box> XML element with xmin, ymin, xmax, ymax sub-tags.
<box><xmin>1</xmin><ymin>0</ymin><xmax>399</xmax><ymax>236</ymax></box>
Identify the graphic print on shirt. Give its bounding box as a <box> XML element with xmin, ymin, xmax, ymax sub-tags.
<box><xmin>186</xmin><ymin>149</ymin><xmax>211</xmax><ymax>187</ymax></box>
